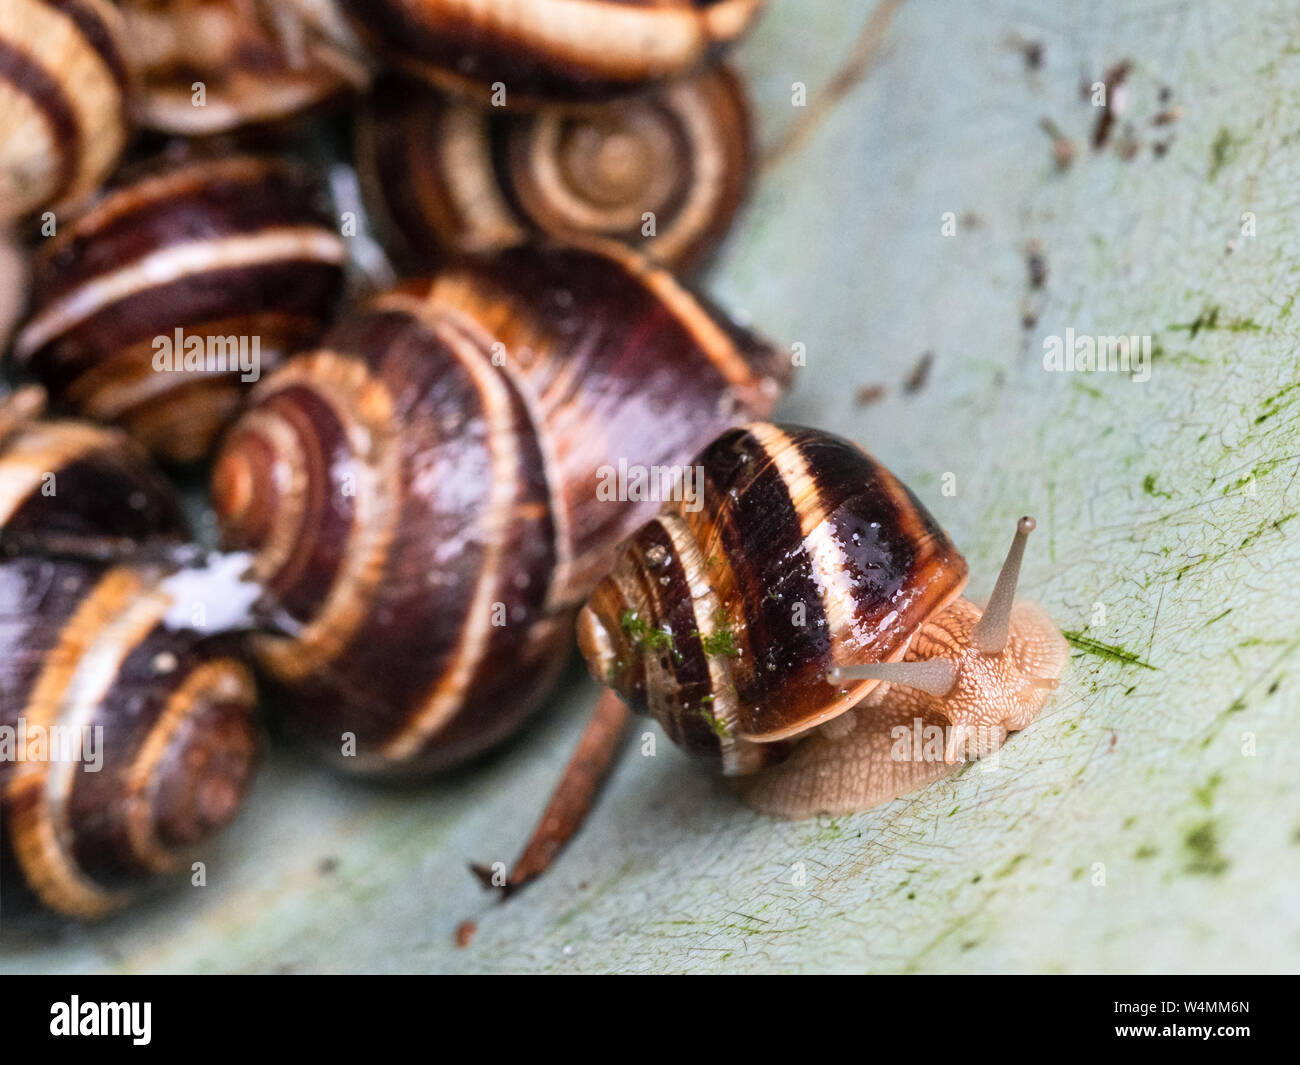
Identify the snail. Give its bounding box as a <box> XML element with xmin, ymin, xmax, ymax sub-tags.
<box><xmin>117</xmin><ymin>0</ymin><xmax>371</xmax><ymax>135</ymax></box>
<box><xmin>210</xmin><ymin>241</ymin><xmax>792</xmax><ymax>776</ymax></box>
<box><xmin>0</xmin><ymin>386</ymin><xmax>186</xmax><ymax>553</ymax></box>
<box><xmin>356</xmin><ymin>65</ymin><xmax>753</xmax><ymax>271</ymax></box>
<box><xmin>338</xmin><ymin>0</ymin><xmax>767</xmax><ymax>105</ymax></box>
<box><xmin>0</xmin><ymin>388</ymin><xmax>263</xmax><ymax>918</ymax></box>
<box><xmin>0</xmin><ymin>554</ymin><xmax>261</xmax><ymax>919</ymax></box>
<box><xmin>480</xmin><ymin>422</ymin><xmax>1069</xmax><ymax>893</ymax></box>
<box><xmin>10</xmin><ymin>152</ymin><xmax>348</xmax><ymax>464</ymax></box>
<box><xmin>0</xmin><ymin>0</ymin><xmax>133</xmax><ymax>223</ymax></box>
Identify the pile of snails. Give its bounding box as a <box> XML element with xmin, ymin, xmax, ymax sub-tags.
<box><xmin>0</xmin><ymin>0</ymin><xmax>1066</xmax><ymax>920</ymax></box>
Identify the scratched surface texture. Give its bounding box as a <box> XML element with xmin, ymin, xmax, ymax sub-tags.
<box><xmin>4</xmin><ymin>0</ymin><xmax>1300</xmax><ymax>974</ymax></box>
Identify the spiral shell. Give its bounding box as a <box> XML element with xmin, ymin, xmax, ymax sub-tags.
<box><xmin>0</xmin><ymin>555</ymin><xmax>259</xmax><ymax>918</ymax></box>
<box><xmin>0</xmin><ymin>386</ymin><xmax>187</xmax><ymax>549</ymax></box>
<box><xmin>0</xmin><ymin>0</ymin><xmax>133</xmax><ymax>222</ymax></box>
<box><xmin>577</xmin><ymin>422</ymin><xmax>969</xmax><ymax>774</ymax></box>
<box><xmin>357</xmin><ymin>66</ymin><xmax>752</xmax><ymax>271</ymax></box>
<box><xmin>339</xmin><ymin>0</ymin><xmax>766</xmax><ymax>104</ymax></box>
<box><xmin>11</xmin><ymin>153</ymin><xmax>348</xmax><ymax>463</ymax></box>
<box><xmin>211</xmin><ymin>243</ymin><xmax>791</xmax><ymax>774</ymax></box>
<box><xmin>118</xmin><ymin>0</ymin><xmax>369</xmax><ymax>135</ymax></box>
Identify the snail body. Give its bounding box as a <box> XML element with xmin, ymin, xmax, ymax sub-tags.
<box><xmin>357</xmin><ymin>66</ymin><xmax>753</xmax><ymax>271</ymax></box>
<box><xmin>340</xmin><ymin>0</ymin><xmax>766</xmax><ymax>105</ymax></box>
<box><xmin>11</xmin><ymin>153</ymin><xmax>347</xmax><ymax>463</ymax></box>
<box><xmin>211</xmin><ymin>243</ymin><xmax>791</xmax><ymax>775</ymax></box>
<box><xmin>578</xmin><ymin>422</ymin><xmax>1068</xmax><ymax>816</ymax></box>
<box><xmin>0</xmin><ymin>0</ymin><xmax>133</xmax><ymax>222</ymax></box>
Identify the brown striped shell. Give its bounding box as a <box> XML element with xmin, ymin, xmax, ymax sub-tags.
<box><xmin>0</xmin><ymin>555</ymin><xmax>260</xmax><ymax>918</ymax></box>
<box><xmin>339</xmin><ymin>0</ymin><xmax>767</xmax><ymax>105</ymax></box>
<box><xmin>0</xmin><ymin>386</ymin><xmax>187</xmax><ymax>552</ymax></box>
<box><xmin>0</xmin><ymin>388</ymin><xmax>260</xmax><ymax>918</ymax></box>
<box><xmin>0</xmin><ymin>0</ymin><xmax>134</xmax><ymax>222</ymax></box>
<box><xmin>356</xmin><ymin>65</ymin><xmax>753</xmax><ymax>272</ymax></box>
<box><xmin>11</xmin><ymin>153</ymin><xmax>347</xmax><ymax>464</ymax></box>
<box><xmin>577</xmin><ymin>422</ymin><xmax>970</xmax><ymax>775</ymax></box>
<box><xmin>118</xmin><ymin>0</ymin><xmax>369</xmax><ymax>135</ymax></box>
<box><xmin>210</xmin><ymin>243</ymin><xmax>792</xmax><ymax>775</ymax></box>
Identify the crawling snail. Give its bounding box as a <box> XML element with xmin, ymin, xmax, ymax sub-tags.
<box><xmin>339</xmin><ymin>0</ymin><xmax>768</xmax><ymax>105</ymax></box>
<box><xmin>0</xmin><ymin>0</ymin><xmax>133</xmax><ymax>223</ymax></box>
<box><xmin>11</xmin><ymin>150</ymin><xmax>347</xmax><ymax>464</ymax></box>
<box><xmin>118</xmin><ymin>0</ymin><xmax>371</xmax><ymax>135</ymax></box>
<box><xmin>479</xmin><ymin>422</ymin><xmax>1068</xmax><ymax>893</ymax></box>
<box><xmin>210</xmin><ymin>241</ymin><xmax>792</xmax><ymax>776</ymax></box>
<box><xmin>0</xmin><ymin>389</ymin><xmax>262</xmax><ymax>918</ymax></box>
<box><xmin>356</xmin><ymin>65</ymin><xmax>753</xmax><ymax>271</ymax></box>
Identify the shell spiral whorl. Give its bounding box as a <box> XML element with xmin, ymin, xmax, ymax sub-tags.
<box><xmin>0</xmin><ymin>556</ymin><xmax>260</xmax><ymax>918</ymax></box>
<box><xmin>212</xmin><ymin>243</ymin><xmax>792</xmax><ymax>775</ymax></box>
<box><xmin>357</xmin><ymin>65</ymin><xmax>753</xmax><ymax>271</ymax></box>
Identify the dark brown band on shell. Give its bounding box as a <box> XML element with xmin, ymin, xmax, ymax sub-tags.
<box><xmin>578</xmin><ymin>422</ymin><xmax>970</xmax><ymax>770</ymax></box>
<box><xmin>0</xmin><ymin>558</ymin><xmax>260</xmax><ymax>918</ymax></box>
<box><xmin>212</xmin><ymin>243</ymin><xmax>790</xmax><ymax>775</ymax></box>
<box><xmin>0</xmin><ymin>0</ymin><xmax>131</xmax><ymax>221</ymax></box>
<box><xmin>12</xmin><ymin>154</ymin><xmax>347</xmax><ymax>463</ymax></box>
<box><xmin>0</xmin><ymin>402</ymin><xmax>188</xmax><ymax>549</ymax></box>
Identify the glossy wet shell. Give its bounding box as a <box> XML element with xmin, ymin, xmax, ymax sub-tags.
<box><xmin>210</xmin><ymin>243</ymin><xmax>789</xmax><ymax>775</ymax></box>
<box><xmin>12</xmin><ymin>154</ymin><xmax>347</xmax><ymax>463</ymax></box>
<box><xmin>578</xmin><ymin>422</ymin><xmax>969</xmax><ymax>774</ymax></box>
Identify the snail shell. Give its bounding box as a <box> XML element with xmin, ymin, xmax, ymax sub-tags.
<box><xmin>11</xmin><ymin>153</ymin><xmax>348</xmax><ymax>463</ymax></box>
<box><xmin>579</xmin><ymin>422</ymin><xmax>970</xmax><ymax>775</ymax></box>
<box><xmin>211</xmin><ymin>243</ymin><xmax>791</xmax><ymax>775</ymax></box>
<box><xmin>0</xmin><ymin>0</ymin><xmax>133</xmax><ymax>222</ymax></box>
<box><xmin>357</xmin><ymin>65</ymin><xmax>753</xmax><ymax>271</ymax></box>
<box><xmin>339</xmin><ymin>0</ymin><xmax>767</xmax><ymax>104</ymax></box>
<box><xmin>118</xmin><ymin>0</ymin><xmax>370</xmax><ymax>135</ymax></box>
<box><xmin>0</xmin><ymin>386</ymin><xmax>187</xmax><ymax>550</ymax></box>
<box><xmin>0</xmin><ymin>555</ymin><xmax>259</xmax><ymax>918</ymax></box>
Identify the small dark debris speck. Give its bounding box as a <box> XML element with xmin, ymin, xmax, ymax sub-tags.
<box><xmin>903</xmin><ymin>351</ymin><xmax>934</xmax><ymax>394</ymax></box>
<box><xmin>1026</xmin><ymin>241</ymin><xmax>1048</xmax><ymax>290</ymax></box>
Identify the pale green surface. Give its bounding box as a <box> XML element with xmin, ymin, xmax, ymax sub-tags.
<box><xmin>4</xmin><ymin>0</ymin><xmax>1300</xmax><ymax>973</ymax></box>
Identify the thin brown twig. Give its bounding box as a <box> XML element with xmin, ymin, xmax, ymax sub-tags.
<box><xmin>761</xmin><ymin>0</ymin><xmax>906</xmax><ymax>172</ymax></box>
<box><xmin>471</xmin><ymin>689</ymin><xmax>631</xmax><ymax>898</ymax></box>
